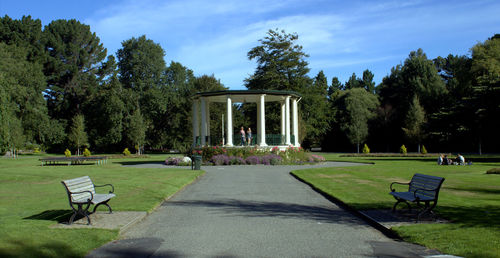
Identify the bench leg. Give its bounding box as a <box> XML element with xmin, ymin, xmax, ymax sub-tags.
<box><xmin>69</xmin><ymin>203</ymin><xmax>92</xmax><ymax>225</ymax></box>
<box><xmin>92</xmin><ymin>200</ymin><xmax>112</xmax><ymax>214</ymax></box>
<box><xmin>392</xmin><ymin>199</ymin><xmax>411</xmax><ymax>213</ymax></box>
<box><xmin>416</xmin><ymin>201</ymin><xmax>437</xmax><ymax>222</ymax></box>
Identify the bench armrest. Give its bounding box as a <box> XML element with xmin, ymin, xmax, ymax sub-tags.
<box><xmin>70</xmin><ymin>190</ymin><xmax>94</xmax><ymax>202</ymax></box>
<box><xmin>390</xmin><ymin>182</ymin><xmax>409</xmax><ymax>192</ymax></box>
<box><xmin>94</xmin><ymin>184</ymin><xmax>114</xmax><ymax>193</ymax></box>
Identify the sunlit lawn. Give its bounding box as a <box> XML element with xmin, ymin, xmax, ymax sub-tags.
<box><xmin>0</xmin><ymin>154</ymin><xmax>203</xmax><ymax>257</ymax></box>
<box><xmin>292</xmin><ymin>153</ymin><xmax>500</xmax><ymax>258</ymax></box>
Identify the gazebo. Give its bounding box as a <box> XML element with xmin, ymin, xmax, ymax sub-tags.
<box><xmin>192</xmin><ymin>90</ymin><xmax>301</xmax><ymax>148</ymax></box>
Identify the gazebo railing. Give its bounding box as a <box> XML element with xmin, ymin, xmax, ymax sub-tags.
<box><xmin>195</xmin><ymin>134</ymin><xmax>295</xmax><ymax>147</ymax></box>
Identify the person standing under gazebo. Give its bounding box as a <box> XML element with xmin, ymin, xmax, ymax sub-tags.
<box><xmin>240</xmin><ymin>127</ymin><xmax>246</xmax><ymax>146</ymax></box>
<box><xmin>247</xmin><ymin>128</ymin><xmax>252</xmax><ymax>145</ymax></box>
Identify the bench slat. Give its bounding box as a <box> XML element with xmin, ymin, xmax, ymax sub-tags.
<box><xmin>63</xmin><ymin>176</ymin><xmax>92</xmax><ymax>186</ymax></box>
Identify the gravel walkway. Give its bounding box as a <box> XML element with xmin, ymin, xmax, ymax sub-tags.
<box><xmin>88</xmin><ymin>162</ymin><xmax>438</xmax><ymax>257</ymax></box>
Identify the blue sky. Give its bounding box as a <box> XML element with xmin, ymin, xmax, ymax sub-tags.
<box><xmin>2</xmin><ymin>0</ymin><xmax>499</xmax><ymax>89</ymax></box>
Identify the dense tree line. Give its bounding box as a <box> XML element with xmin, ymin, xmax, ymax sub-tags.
<box><xmin>0</xmin><ymin>15</ymin><xmax>225</xmax><ymax>155</ymax></box>
<box><xmin>244</xmin><ymin>29</ymin><xmax>499</xmax><ymax>154</ymax></box>
<box><xmin>0</xmin><ymin>16</ymin><xmax>498</xmax><ymax>155</ymax></box>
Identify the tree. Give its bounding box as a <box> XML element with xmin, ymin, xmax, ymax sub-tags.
<box><xmin>0</xmin><ymin>15</ymin><xmax>45</xmax><ymax>63</ymax></box>
<box><xmin>42</xmin><ymin>19</ymin><xmax>107</xmax><ymax>121</ymax></box>
<box><xmin>328</xmin><ymin>77</ymin><xmax>343</xmax><ymax>98</ymax></box>
<box><xmin>68</xmin><ymin>114</ymin><xmax>88</xmax><ymax>156</ymax></box>
<box><xmin>117</xmin><ymin>35</ymin><xmax>165</xmax><ymax>94</ymax></box>
<box><xmin>469</xmin><ymin>34</ymin><xmax>500</xmax><ymax>153</ymax></box>
<box><xmin>245</xmin><ymin>28</ymin><xmax>310</xmax><ymax>92</ymax></box>
<box><xmin>334</xmin><ymin>88</ymin><xmax>379</xmax><ymax>153</ymax></box>
<box><xmin>345</xmin><ymin>73</ymin><xmax>361</xmax><ymax>90</ymax></box>
<box><xmin>402</xmin><ymin>96</ymin><xmax>426</xmax><ymax>153</ymax></box>
<box><xmin>245</xmin><ymin>29</ymin><xmax>313</xmax><ymax>137</ymax></box>
<box><xmin>0</xmin><ymin>43</ymin><xmax>50</xmax><ymax>147</ymax></box>
<box><xmin>301</xmin><ymin>70</ymin><xmax>331</xmax><ymax>147</ymax></box>
<box><xmin>361</xmin><ymin>69</ymin><xmax>376</xmax><ymax>94</ymax></box>
<box><xmin>377</xmin><ymin>49</ymin><xmax>446</xmax><ymax>151</ymax></box>
<box><xmin>86</xmin><ymin>75</ymin><xmax>125</xmax><ymax>151</ymax></box>
<box><xmin>126</xmin><ymin>108</ymin><xmax>146</xmax><ymax>155</ymax></box>
<box><xmin>117</xmin><ymin>35</ymin><xmax>167</xmax><ymax>149</ymax></box>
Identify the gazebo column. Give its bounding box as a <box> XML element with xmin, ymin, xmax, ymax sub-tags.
<box><xmin>206</xmin><ymin>101</ymin><xmax>210</xmax><ymax>145</ymax></box>
<box><xmin>285</xmin><ymin>96</ymin><xmax>291</xmax><ymax>145</ymax></box>
<box><xmin>226</xmin><ymin>96</ymin><xmax>233</xmax><ymax>147</ymax></box>
<box><xmin>258</xmin><ymin>94</ymin><xmax>267</xmax><ymax>146</ymax></box>
<box><xmin>192</xmin><ymin>100</ymin><xmax>199</xmax><ymax>147</ymax></box>
<box><xmin>281</xmin><ymin>101</ymin><xmax>285</xmax><ymax>141</ymax></box>
<box><xmin>292</xmin><ymin>98</ymin><xmax>300</xmax><ymax>147</ymax></box>
<box><xmin>200</xmin><ymin>98</ymin><xmax>207</xmax><ymax>146</ymax></box>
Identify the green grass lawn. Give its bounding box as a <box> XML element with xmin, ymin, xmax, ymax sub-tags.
<box><xmin>0</xmin><ymin>154</ymin><xmax>203</xmax><ymax>258</ymax></box>
<box><xmin>292</xmin><ymin>153</ymin><xmax>500</xmax><ymax>258</ymax></box>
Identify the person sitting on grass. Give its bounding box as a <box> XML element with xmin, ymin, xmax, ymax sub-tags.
<box><xmin>457</xmin><ymin>154</ymin><xmax>465</xmax><ymax>165</ymax></box>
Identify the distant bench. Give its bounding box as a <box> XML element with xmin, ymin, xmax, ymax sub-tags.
<box><xmin>40</xmin><ymin>156</ymin><xmax>108</xmax><ymax>166</ymax></box>
<box><xmin>61</xmin><ymin>176</ymin><xmax>115</xmax><ymax>225</ymax></box>
<box><xmin>389</xmin><ymin>173</ymin><xmax>445</xmax><ymax>222</ymax></box>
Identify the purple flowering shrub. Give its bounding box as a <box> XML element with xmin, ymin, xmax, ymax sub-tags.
<box><xmin>261</xmin><ymin>154</ymin><xmax>282</xmax><ymax>165</ymax></box>
<box><xmin>245</xmin><ymin>155</ymin><xmax>261</xmax><ymax>165</ymax></box>
<box><xmin>229</xmin><ymin>156</ymin><xmax>246</xmax><ymax>165</ymax></box>
<box><xmin>211</xmin><ymin>154</ymin><xmax>230</xmax><ymax>165</ymax></box>
<box><xmin>165</xmin><ymin>157</ymin><xmax>181</xmax><ymax>165</ymax></box>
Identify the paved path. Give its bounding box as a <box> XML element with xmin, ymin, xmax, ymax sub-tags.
<box><xmin>88</xmin><ymin>162</ymin><xmax>437</xmax><ymax>257</ymax></box>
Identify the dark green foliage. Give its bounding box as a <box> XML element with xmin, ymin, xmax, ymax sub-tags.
<box><xmin>125</xmin><ymin>108</ymin><xmax>145</xmax><ymax>155</ymax></box>
<box><xmin>245</xmin><ymin>29</ymin><xmax>310</xmax><ymax>92</ymax></box>
<box><xmin>301</xmin><ymin>70</ymin><xmax>331</xmax><ymax>148</ymax></box>
<box><xmin>67</xmin><ymin>114</ymin><xmax>88</xmax><ymax>156</ymax></box>
<box><xmin>377</xmin><ymin>49</ymin><xmax>447</xmax><ymax>151</ymax></box>
<box><xmin>43</xmin><ymin>19</ymin><xmax>107</xmax><ymax>121</ymax></box>
<box><xmin>0</xmin><ymin>15</ymin><xmax>45</xmax><ymax>62</ymax></box>
<box><xmin>402</xmin><ymin>95</ymin><xmax>426</xmax><ymax>152</ymax></box>
<box><xmin>334</xmin><ymin>88</ymin><xmax>379</xmax><ymax>153</ymax></box>
<box><xmin>117</xmin><ymin>35</ymin><xmax>165</xmax><ymax>93</ymax></box>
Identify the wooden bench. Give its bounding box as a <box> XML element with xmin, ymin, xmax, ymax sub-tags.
<box><xmin>389</xmin><ymin>173</ymin><xmax>445</xmax><ymax>221</ymax></box>
<box><xmin>61</xmin><ymin>176</ymin><xmax>115</xmax><ymax>225</ymax></box>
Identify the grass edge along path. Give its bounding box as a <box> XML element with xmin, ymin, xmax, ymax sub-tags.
<box><xmin>291</xmin><ymin>154</ymin><xmax>500</xmax><ymax>258</ymax></box>
<box><xmin>0</xmin><ymin>154</ymin><xmax>203</xmax><ymax>258</ymax></box>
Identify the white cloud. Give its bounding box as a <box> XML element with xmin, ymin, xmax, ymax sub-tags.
<box><xmin>81</xmin><ymin>0</ymin><xmax>500</xmax><ymax>88</ymax></box>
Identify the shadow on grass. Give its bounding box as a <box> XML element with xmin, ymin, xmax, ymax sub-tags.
<box><xmin>116</xmin><ymin>161</ymin><xmax>166</xmax><ymax>166</ymax></box>
<box><xmin>436</xmin><ymin>205</ymin><xmax>500</xmax><ymax>228</ymax></box>
<box><xmin>445</xmin><ymin>186</ymin><xmax>500</xmax><ymax>195</ymax></box>
<box><xmin>0</xmin><ymin>239</ymin><xmax>81</xmax><ymax>258</ymax></box>
<box><xmin>39</xmin><ymin>163</ymin><xmax>96</xmax><ymax>167</ymax></box>
<box><xmin>23</xmin><ymin>210</ymin><xmax>74</xmax><ymax>223</ymax></box>
<box><xmin>365</xmin><ymin>158</ymin><xmax>435</xmax><ymax>163</ymax></box>
<box><xmin>351</xmin><ymin>202</ymin><xmax>500</xmax><ymax>228</ymax></box>
<box><xmin>166</xmin><ymin>199</ymin><xmax>367</xmax><ymax>225</ymax></box>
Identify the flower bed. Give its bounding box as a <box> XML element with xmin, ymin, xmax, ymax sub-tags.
<box><xmin>166</xmin><ymin>146</ymin><xmax>325</xmax><ymax>166</ymax></box>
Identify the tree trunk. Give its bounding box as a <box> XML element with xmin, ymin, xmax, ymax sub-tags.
<box><xmin>417</xmin><ymin>144</ymin><xmax>421</xmax><ymax>154</ymax></box>
<box><xmin>356</xmin><ymin>143</ymin><xmax>360</xmax><ymax>154</ymax></box>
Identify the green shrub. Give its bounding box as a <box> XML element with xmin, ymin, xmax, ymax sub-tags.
<box><xmin>421</xmin><ymin>145</ymin><xmax>427</xmax><ymax>154</ymax></box>
<box><xmin>486</xmin><ymin>168</ymin><xmax>500</xmax><ymax>174</ymax></box>
<box><xmin>34</xmin><ymin>147</ymin><xmax>40</xmax><ymax>154</ymax></box>
<box><xmin>83</xmin><ymin>148</ymin><xmax>91</xmax><ymax>157</ymax></box>
<box><xmin>362</xmin><ymin>144</ymin><xmax>370</xmax><ymax>154</ymax></box>
<box><xmin>123</xmin><ymin>148</ymin><xmax>131</xmax><ymax>156</ymax></box>
<box><xmin>64</xmin><ymin>149</ymin><xmax>71</xmax><ymax>157</ymax></box>
<box><xmin>399</xmin><ymin>145</ymin><xmax>407</xmax><ymax>155</ymax></box>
